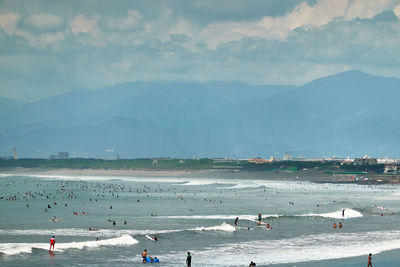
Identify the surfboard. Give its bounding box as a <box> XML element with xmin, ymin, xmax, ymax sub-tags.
<box><xmin>145</xmin><ymin>235</ymin><xmax>156</xmax><ymax>241</ymax></box>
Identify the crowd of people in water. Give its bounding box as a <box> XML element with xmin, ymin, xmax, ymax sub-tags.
<box><xmin>1</xmin><ymin>176</ymin><xmax>391</xmax><ymax>266</ymax></box>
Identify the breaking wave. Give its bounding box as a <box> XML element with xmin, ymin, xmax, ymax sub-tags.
<box><xmin>0</xmin><ymin>234</ymin><xmax>138</xmax><ymax>256</ymax></box>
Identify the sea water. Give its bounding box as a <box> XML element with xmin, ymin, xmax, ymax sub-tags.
<box><xmin>0</xmin><ymin>173</ymin><xmax>400</xmax><ymax>266</ymax></box>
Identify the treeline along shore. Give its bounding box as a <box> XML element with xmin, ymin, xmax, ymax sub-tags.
<box><xmin>1</xmin><ymin>158</ymin><xmax>399</xmax><ymax>184</ymax></box>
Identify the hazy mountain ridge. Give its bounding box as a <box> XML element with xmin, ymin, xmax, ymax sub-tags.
<box><xmin>1</xmin><ymin>71</ymin><xmax>399</xmax><ymax>158</ymax></box>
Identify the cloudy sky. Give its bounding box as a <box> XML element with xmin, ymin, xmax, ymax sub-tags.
<box><xmin>1</xmin><ymin>0</ymin><xmax>400</xmax><ymax>100</ymax></box>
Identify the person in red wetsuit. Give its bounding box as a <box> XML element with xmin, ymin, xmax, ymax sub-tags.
<box><xmin>49</xmin><ymin>236</ymin><xmax>55</xmax><ymax>250</ymax></box>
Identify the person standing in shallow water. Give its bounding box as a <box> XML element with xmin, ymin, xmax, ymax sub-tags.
<box><xmin>49</xmin><ymin>236</ymin><xmax>55</xmax><ymax>250</ymax></box>
<box><xmin>367</xmin><ymin>253</ymin><xmax>372</xmax><ymax>267</ymax></box>
<box><xmin>186</xmin><ymin>252</ymin><xmax>192</xmax><ymax>267</ymax></box>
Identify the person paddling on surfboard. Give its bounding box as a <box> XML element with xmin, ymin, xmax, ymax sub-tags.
<box><xmin>49</xmin><ymin>236</ymin><xmax>55</xmax><ymax>250</ymax></box>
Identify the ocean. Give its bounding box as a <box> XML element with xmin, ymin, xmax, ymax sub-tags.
<box><xmin>1</xmin><ymin>172</ymin><xmax>400</xmax><ymax>266</ymax></box>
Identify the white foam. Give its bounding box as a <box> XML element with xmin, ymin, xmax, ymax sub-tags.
<box><xmin>190</xmin><ymin>223</ymin><xmax>236</xmax><ymax>232</ymax></box>
<box><xmin>2</xmin><ymin>173</ymin><xmax>398</xmax><ymax>195</ymax></box>
<box><xmin>157</xmin><ymin>230</ymin><xmax>400</xmax><ymax>266</ymax></box>
<box><xmin>0</xmin><ymin>228</ymin><xmax>180</xmax><ymax>238</ymax></box>
<box><xmin>179</xmin><ymin>180</ymin><xmax>222</xmax><ymax>186</ymax></box>
<box><xmin>155</xmin><ymin>214</ymin><xmax>281</xmax><ymax>221</ymax></box>
<box><xmin>0</xmin><ymin>173</ymin><xmax>186</xmax><ymax>183</ymax></box>
<box><xmin>300</xmin><ymin>208</ymin><xmax>363</xmax><ymax>219</ymax></box>
<box><xmin>0</xmin><ymin>234</ymin><xmax>138</xmax><ymax>255</ymax></box>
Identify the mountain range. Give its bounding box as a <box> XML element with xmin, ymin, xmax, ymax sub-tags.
<box><xmin>1</xmin><ymin>70</ymin><xmax>399</xmax><ymax>159</ymax></box>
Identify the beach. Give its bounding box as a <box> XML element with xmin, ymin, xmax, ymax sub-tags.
<box><xmin>1</xmin><ymin>169</ymin><xmax>400</xmax><ymax>266</ymax></box>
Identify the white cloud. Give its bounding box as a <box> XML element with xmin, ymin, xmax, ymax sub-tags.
<box><xmin>199</xmin><ymin>0</ymin><xmax>396</xmax><ymax>48</ymax></box>
<box><xmin>0</xmin><ymin>13</ymin><xmax>20</xmax><ymax>35</ymax></box>
<box><xmin>70</xmin><ymin>14</ymin><xmax>100</xmax><ymax>36</ymax></box>
<box><xmin>102</xmin><ymin>10</ymin><xmax>142</xmax><ymax>31</ymax></box>
<box><xmin>38</xmin><ymin>31</ymin><xmax>65</xmax><ymax>47</ymax></box>
<box><xmin>25</xmin><ymin>13</ymin><xmax>63</xmax><ymax>29</ymax></box>
<box><xmin>394</xmin><ymin>5</ymin><xmax>400</xmax><ymax>18</ymax></box>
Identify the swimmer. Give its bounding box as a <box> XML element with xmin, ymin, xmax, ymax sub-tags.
<box><xmin>266</xmin><ymin>223</ymin><xmax>270</xmax><ymax>229</ymax></box>
<box><xmin>333</xmin><ymin>223</ymin><xmax>337</xmax><ymax>229</ymax></box>
<box><xmin>339</xmin><ymin>222</ymin><xmax>342</xmax><ymax>229</ymax></box>
<box><xmin>49</xmin><ymin>236</ymin><xmax>55</xmax><ymax>250</ymax></box>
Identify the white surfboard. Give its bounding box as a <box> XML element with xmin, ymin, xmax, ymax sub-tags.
<box><xmin>145</xmin><ymin>235</ymin><xmax>156</xmax><ymax>241</ymax></box>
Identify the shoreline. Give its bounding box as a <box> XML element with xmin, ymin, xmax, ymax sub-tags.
<box><xmin>1</xmin><ymin>167</ymin><xmax>399</xmax><ymax>185</ymax></box>
<box><xmin>1</xmin><ymin>167</ymin><xmax>400</xmax><ymax>189</ymax></box>
<box><xmin>0</xmin><ymin>167</ymin><xmax>205</xmax><ymax>178</ymax></box>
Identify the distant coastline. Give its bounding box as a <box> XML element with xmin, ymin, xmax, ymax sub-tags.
<box><xmin>1</xmin><ymin>157</ymin><xmax>399</xmax><ymax>184</ymax></box>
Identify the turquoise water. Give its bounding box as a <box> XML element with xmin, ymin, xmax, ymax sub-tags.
<box><xmin>1</xmin><ymin>173</ymin><xmax>400</xmax><ymax>266</ymax></box>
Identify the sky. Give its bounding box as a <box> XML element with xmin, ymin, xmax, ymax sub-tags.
<box><xmin>1</xmin><ymin>0</ymin><xmax>400</xmax><ymax>101</ymax></box>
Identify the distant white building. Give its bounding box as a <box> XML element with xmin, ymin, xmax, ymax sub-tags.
<box><xmin>283</xmin><ymin>153</ymin><xmax>291</xmax><ymax>161</ymax></box>
<box><xmin>13</xmin><ymin>148</ymin><xmax>18</xmax><ymax>160</ymax></box>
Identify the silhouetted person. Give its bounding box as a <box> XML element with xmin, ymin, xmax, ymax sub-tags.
<box><xmin>367</xmin><ymin>253</ymin><xmax>372</xmax><ymax>267</ymax></box>
<box><xmin>186</xmin><ymin>251</ymin><xmax>192</xmax><ymax>267</ymax></box>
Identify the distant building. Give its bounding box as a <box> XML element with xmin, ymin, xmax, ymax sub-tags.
<box><xmin>384</xmin><ymin>165</ymin><xmax>398</xmax><ymax>174</ymax></box>
<box><xmin>377</xmin><ymin>158</ymin><xmax>398</xmax><ymax>164</ymax></box>
<box><xmin>283</xmin><ymin>153</ymin><xmax>291</xmax><ymax>161</ymax></box>
<box><xmin>354</xmin><ymin>157</ymin><xmax>377</xmax><ymax>165</ymax></box>
<box><xmin>13</xmin><ymin>148</ymin><xmax>18</xmax><ymax>160</ymax></box>
<box><xmin>49</xmin><ymin>152</ymin><xmax>69</xmax><ymax>159</ymax></box>
<box><xmin>248</xmin><ymin>158</ymin><xmax>266</xmax><ymax>164</ymax></box>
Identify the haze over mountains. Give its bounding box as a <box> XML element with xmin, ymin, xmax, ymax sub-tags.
<box><xmin>1</xmin><ymin>70</ymin><xmax>399</xmax><ymax>159</ymax></box>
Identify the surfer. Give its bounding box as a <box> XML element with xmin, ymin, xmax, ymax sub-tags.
<box><xmin>342</xmin><ymin>209</ymin><xmax>345</xmax><ymax>217</ymax></box>
<box><xmin>234</xmin><ymin>217</ymin><xmax>239</xmax><ymax>228</ymax></box>
<box><xmin>367</xmin><ymin>253</ymin><xmax>372</xmax><ymax>267</ymax></box>
<box><xmin>142</xmin><ymin>249</ymin><xmax>148</xmax><ymax>263</ymax></box>
<box><xmin>186</xmin><ymin>252</ymin><xmax>192</xmax><ymax>267</ymax></box>
<box><xmin>153</xmin><ymin>235</ymin><xmax>158</xmax><ymax>241</ymax></box>
<box><xmin>258</xmin><ymin>212</ymin><xmax>262</xmax><ymax>223</ymax></box>
<box><xmin>49</xmin><ymin>236</ymin><xmax>55</xmax><ymax>250</ymax></box>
